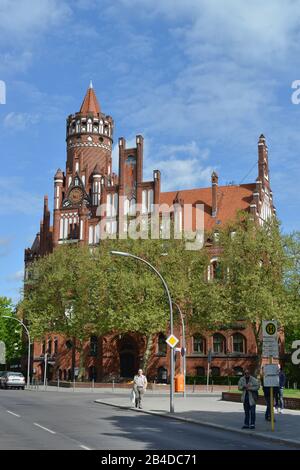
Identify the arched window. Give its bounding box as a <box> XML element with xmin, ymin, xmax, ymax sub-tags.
<box><xmin>54</xmin><ymin>337</ymin><xmax>58</xmax><ymax>355</ymax></box>
<box><xmin>233</xmin><ymin>366</ymin><xmax>244</xmax><ymax>376</ymax></box>
<box><xmin>211</xmin><ymin>367</ymin><xmax>221</xmax><ymax>377</ymax></box>
<box><xmin>232</xmin><ymin>333</ymin><xmax>246</xmax><ymax>354</ymax></box>
<box><xmin>47</xmin><ymin>339</ymin><xmax>52</xmax><ymax>355</ymax></box>
<box><xmin>158</xmin><ymin>333</ymin><xmax>167</xmax><ymax>356</ymax></box>
<box><xmin>196</xmin><ymin>366</ymin><xmax>205</xmax><ymax>376</ymax></box>
<box><xmin>212</xmin><ymin>260</ymin><xmax>222</xmax><ymax>280</ymax></box>
<box><xmin>90</xmin><ymin>336</ymin><xmax>98</xmax><ymax>357</ymax></box>
<box><xmin>157</xmin><ymin>367</ymin><xmax>168</xmax><ymax>383</ymax></box>
<box><xmin>87</xmin><ymin>118</ymin><xmax>92</xmax><ymax>133</ymax></box>
<box><xmin>193</xmin><ymin>335</ymin><xmax>206</xmax><ymax>354</ymax></box>
<box><xmin>213</xmin><ymin>334</ymin><xmax>226</xmax><ymax>354</ymax></box>
<box><xmin>42</xmin><ymin>341</ymin><xmax>46</xmax><ymax>355</ymax></box>
<box><xmin>63</xmin><ymin>369</ymin><xmax>67</xmax><ymax>381</ymax></box>
<box><xmin>89</xmin><ymin>366</ymin><xmax>97</xmax><ymax>381</ymax></box>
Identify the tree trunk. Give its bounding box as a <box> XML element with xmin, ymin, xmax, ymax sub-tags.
<box><xmin>142</xmin><ymin>334</ymin><xmax>154</xmax><ymax>373</ymax></box>
<box><xmin>77</xmin><ymin>340</ymin><xmax>86</xmax><ymax>382</ymax></box>
<box><xmin>252</xmin><ymin>322</ymin><xmax>262</xmax><ymax>377</ymax></box>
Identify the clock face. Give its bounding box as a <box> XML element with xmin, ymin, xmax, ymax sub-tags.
<box><xmin>69</xmin><ymin>188</ymin><xmax>83</xmax><ymax>205</ymax></box>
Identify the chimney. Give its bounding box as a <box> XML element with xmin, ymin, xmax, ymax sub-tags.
<box><xmin>211</xmin><ymin>172</ymin><xmax>219</xmax><ymax>217</ymax></box>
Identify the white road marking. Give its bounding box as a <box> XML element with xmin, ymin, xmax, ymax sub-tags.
<box><xmin>33</xmin><ymin>423</ymin><xmax>56</xmax><ymax>434</ymax></box>
<box><xmin>6</xmin><ymin>410</ymin><xmax>21</xmax><ymax>418</ymax></box>
<box><xmin>79</xmin><ymin>445</ymin><xmax>91</xmax><ymax>450</ymax></box>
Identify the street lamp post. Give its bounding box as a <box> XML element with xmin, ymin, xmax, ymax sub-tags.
<box><xmin>2</xmin><ymin>316</ymin><xmax>31</xmax><ymax>389</ymax></box>
<box><xmin>172</xmin><ymin>302</ymin><xmax>186</xmax><ymax>399</ymax></box>
<box><xmin>110</xmin><ymin>251</ymin><xmax>175</xmax><ymax>413</ymax></box>
<box><xmin>43</xmin><ymin>352</ymin><xmax>48</xmax><ymax>388</ymax></box>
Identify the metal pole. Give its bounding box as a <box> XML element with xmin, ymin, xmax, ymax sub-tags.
<box><xmin>111</xmin><ymin>251</ymin><xmax>175</xmax><ymax>413</ymax></box>
<box><xmin>269</xmin><ymin>355</ymin><xmax>275</xmax><ymax>432</ymax></box>
<box><xmin>43</xmin><ymin>353</ymin><xmax>48</xmax><ymax>388</ymax></box>
<box><xmin>173</xmin><ymin>302</ymin><xmax>186</xmax><ymax>398</ymax></box>
<box><xmin>2</xmin><ymin>315</ymin><xmax>31</xmax><ymax>389</ymax></box>
<box><xmin>207</xmin><ymin>362</ymin><xmax>210</xmax><ymax>392</ymax></box>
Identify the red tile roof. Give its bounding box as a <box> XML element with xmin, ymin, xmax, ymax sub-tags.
<box><xmin>160</xmin><ymin>184</ymin><xmax>256</xmax><ymax>231</ymax></box>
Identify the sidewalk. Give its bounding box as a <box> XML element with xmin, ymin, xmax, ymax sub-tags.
<box><xmin>95</xmin><ymin>392</ymin><xmax>300</xmax><ymax>448</ymax></box>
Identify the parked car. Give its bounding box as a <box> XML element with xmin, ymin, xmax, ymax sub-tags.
<box><xmin>0</xmin><ymin>372</ymin><xmax>25</xmax><ymax>390</ymax></box>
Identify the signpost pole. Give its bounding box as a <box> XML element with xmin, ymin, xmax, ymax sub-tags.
<box><xmin>269</xmin><ymin>355</ymin><xmax>275</xmax><ymax>432</ymax></box>
<box><xmin>206</xmin><ymin>363</ymin><xmax>210</xmax><ymax>392</ymax></box>
<box><xmin>43</xmin><ymin>353</ymin><xmax>48</xmax><ymax>389</ymax></box>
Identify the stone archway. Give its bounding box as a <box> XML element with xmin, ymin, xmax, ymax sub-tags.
<box><xmin>118</xmin><ymin>335</ymin><xmax>138</xmax><ymax>379</ymax></box>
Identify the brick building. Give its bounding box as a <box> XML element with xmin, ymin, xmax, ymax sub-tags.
<box><xmin>25</xmin><ymin>84</ymin><xmax>278</xmax><ymax>382</ymax></box>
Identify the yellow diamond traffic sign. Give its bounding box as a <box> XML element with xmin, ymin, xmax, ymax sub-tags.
<box><xmin>166</xmin><ymin>334</ymin><xmax>179</xmax><ymax>348</ymax></box>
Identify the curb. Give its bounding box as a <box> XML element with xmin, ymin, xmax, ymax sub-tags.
<box><xmin>95</xmin><ymin>399</ymin><xmax>300</xmax><ymax>449</ymax></box>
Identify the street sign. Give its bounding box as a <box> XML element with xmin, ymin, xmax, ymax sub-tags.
<box><xmin>166</xmin><ymin>334</ymin><xmax>179</xmax><ymax>349</ymax></box>
<box><xmin>0</xmin><ymin>341</ymin><xmax>6</xmax><ymax>364</ymax></box>
<box><xmin>262</xmin><ymin>320</ymin><xmax>279</xmax><ymax>358</ymax></box>
<box><xmin>264</xmin><ymin>364</ymin><xmax>279</xmax><ymax>387</ymax></box>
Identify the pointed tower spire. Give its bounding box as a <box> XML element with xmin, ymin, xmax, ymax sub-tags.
<box><xmin>80</xmin><ymin>83</ymin><xmax>100</xmax><ymax>114</ymax></box>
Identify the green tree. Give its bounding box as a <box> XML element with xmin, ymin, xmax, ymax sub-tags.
<box><xmin>0</xmin><ymin>297</ymin><xmax>23</xmax><ymax>366</ymax></box>
<box><xmin>23</xmin><ymin>232</ymin><xmax>207</xmax><ymax>376</ymax></box>
<box><xmin>191</xmin><ymin>214</ymin><xmax>292</xmax><ymax>373</ymax></box>
<box><xmin>23</xmin><ymin>245</ymin><xmax>109</xmax><ymax>380</ymax></box>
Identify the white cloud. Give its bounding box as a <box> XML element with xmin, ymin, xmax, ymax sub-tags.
<box><xmin>0</xmin><ymin>177</ymin><xmax>42</xmax><ymax>215</ymax></box>
<box><xmin>0</xmin><ymin>0</ymin><xmax>72</xmax><ymax>45</ymax></box>
<box><xmin>111</xmin><ymin>136</ymin><xmax>213</xmax><ymax>191</ymax></box>
<box><xmin>144</xmin><ymin>141</ymin><xmax>213</xmax><ymax>191</ymax></box>
<box><xmin>3</xmin><ymin>112</ymin><xmax>40</xmax><ymax>130</ymax></box>
<box><xmin>6</xmin><ymin>270</ymin><xmax>24</xmax><ymax>282</ymax></box>
<box><xmin>0</xmin><ymin>238</ymin><xmax>11</xmax><ymax>258</ymax></box>
<box><xmin>117</xmin><ymin>0</ymin><xmax>300</xmax><ymax>65</ymax></box>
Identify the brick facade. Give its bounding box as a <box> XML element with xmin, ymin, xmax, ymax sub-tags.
<box><xmin>25</xmin><ymin>84</ymin><xmax>278</xmax><ymax>382</ymax></box>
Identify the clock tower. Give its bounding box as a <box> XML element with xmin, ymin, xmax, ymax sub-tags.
<box><xmin>52</xmin><ymin>83</ymin><xmax>114</xmax><ymax>247</ymax></box>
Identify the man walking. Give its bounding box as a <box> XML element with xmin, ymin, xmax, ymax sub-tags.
<box><xmin>238</xmin><ymin>369</ymin><xmax>260</xmax><ymax>430</ymax></box>
<box><xmin>133</xmin><ymin>369</ymin><xmax>147</xmax><ymax>409</ymax></box>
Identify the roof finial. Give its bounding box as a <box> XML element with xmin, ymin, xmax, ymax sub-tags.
<box><xmin>89</xmin><ymin>80</ymin><xmax>93</xmax><ymax>89</ymax></box>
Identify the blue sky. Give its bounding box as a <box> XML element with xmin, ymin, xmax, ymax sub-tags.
<box><xmin>1</xmin><ymin>0</ymin><xmax>300</xmax><ymax>304</ymax></box>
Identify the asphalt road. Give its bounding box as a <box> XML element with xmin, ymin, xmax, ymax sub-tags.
<box><xmin>0</xmin><ymin>389</ymin><xmax>296</xmax><ymax>450</ymax></box>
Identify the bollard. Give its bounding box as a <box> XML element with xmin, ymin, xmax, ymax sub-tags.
<box><xmin>112</xmin><ymin>379</ymin><xmax>115</xmax><ymax>392</ymax></box>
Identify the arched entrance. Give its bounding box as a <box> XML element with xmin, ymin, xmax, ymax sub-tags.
<box><xmin>118</xmin><ymin>335</ymin><xmax>138</xmax><ymax>379</ymax></box>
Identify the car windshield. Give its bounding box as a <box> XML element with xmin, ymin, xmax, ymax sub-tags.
<box><xmin>7</xmin><ymin>372</ymin><xmax>23</xmax><ymax>377</ymax></box>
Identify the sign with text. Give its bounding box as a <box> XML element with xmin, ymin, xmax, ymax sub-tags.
<box><xmin>292</xmin><ymin>340</ymin><xmax>300</xmax><ymax>365</ymax></box>
<box><xmin>262</xmin><ymin>320</ymin><xmax>279</xmax><ymax>358</ymax></box>
<box><xmin>0</xmin><ymin>341</ymin><xmax>6</xmax><ymax>364</ymax></box>
<box><xmin>264</xmin><ymin>364</ymin><xmax>279</xmax><ymax>387</ymax></box>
